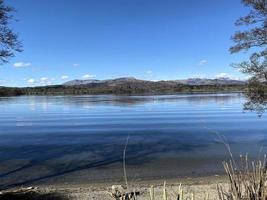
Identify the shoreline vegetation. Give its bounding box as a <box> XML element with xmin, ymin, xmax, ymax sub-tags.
<box><xmin>0</xmin><ymin>78</ymin><xmax>246</xmax><ymax>97</ymax></box>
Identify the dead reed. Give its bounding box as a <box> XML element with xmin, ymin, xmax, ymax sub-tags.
<box><xmin>218</xmin><ymin>155</ymin><xmax>267</xmax><ymax>200</ymax></box>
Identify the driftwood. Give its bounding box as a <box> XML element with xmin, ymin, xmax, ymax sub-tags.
<box><xmin>109</xmin><ymin>185</ymin><xmax>140</xmax><ymax>200</ymax></box>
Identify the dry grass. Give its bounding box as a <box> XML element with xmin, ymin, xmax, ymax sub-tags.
<box><xmin>218</xmin><ymin>155</ymin><xmax>267</xmax><ymax>200</ymax></box>
<box><xmin>148</xmin><ymin>181</ymin><xmax>209</xmax><ymax>200</ymax></box>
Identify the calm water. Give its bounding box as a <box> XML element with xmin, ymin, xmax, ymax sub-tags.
<box><xmin>0</xmin><ymin>93</ymin><xmax>267</xmax><ymax>188</ymax></box>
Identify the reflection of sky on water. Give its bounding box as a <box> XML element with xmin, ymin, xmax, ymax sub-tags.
<box><xmin>0</xmin><ymin>93</ymin><xmax>266</xmax><ymax>188</ymax></box>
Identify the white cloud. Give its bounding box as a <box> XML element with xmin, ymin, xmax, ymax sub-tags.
<box><xmin>61</xmin><ymin>75</ymin><xmax>69</xmax><ymax>80</ymax></box>
<box><xmin>27</xmin><ymin>77</ymin><xmax>53</xmax><ymax>86</ymax></box>
<box><xmin>215</xmin><ymin>73</ymin><xmax>234</xmax><ymax>79</ymax></box>
<box><xmin>73</xmin><ymin>63</ymin><xmax>80</xmax><ymax>67</ymax></box>
<box><xmin>39</xmin><ymin>77</ymin><xmax>52</xmax><ymax>85</ymax></box>
<box><xmin>27</xmin><ymin>78</ymin><xmax>35</xmax><ymax>84</ymax></box>
<box><xmin>198</xmin><ymin>60</ymin><xmax>208</xmax><ymax>66</ymax></box>
<box><xmin>82</xmin><ymin>74</ymin><xmax>96</xmax><ymax>79</ymax></box>
<box><xmin>40</xmin><ymin>77</ymin><xmax>48</xmax><ymax>81</ymax></box>
<box><xmin>14</xmin><ymin>62</ymin><xmax>31</xmax><ymax>68</ymax></box>
<box><xmin>240</xmin><ymin>75</ymin><xmax>251</xmax><ymax>80</ymax></box>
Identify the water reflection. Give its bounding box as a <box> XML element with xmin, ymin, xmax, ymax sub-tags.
<box><xmin>0</xmin><ymin>93</ymin><xmax>243</xmax><ymax>108</ymax></box>
<box><xmin>0</xmin><ymin>93</ymin><xmax>266</xmax><ymax>189</ymax></box>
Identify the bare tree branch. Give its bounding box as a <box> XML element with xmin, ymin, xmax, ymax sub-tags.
<box><xmin>0</xmin><ymin>0</ymin><xmax>22</xmax><ymax>64</ymax></box>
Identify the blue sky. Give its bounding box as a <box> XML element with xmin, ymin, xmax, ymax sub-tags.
<box><xmin>0</xmin><ymin>0</ymin><xmax>251</xmax><ymax>87</ymax></box>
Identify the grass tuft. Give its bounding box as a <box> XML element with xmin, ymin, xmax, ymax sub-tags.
<box><xmin>218</xmin><ymin>155</ymin><xmax>267</xmax><ymax>200</ymax></box>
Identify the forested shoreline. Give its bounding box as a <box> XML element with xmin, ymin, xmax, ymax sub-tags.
<box><xmin>0</xmin><ymin>84</ymin><xmax>246</xmax><ymax>96</ymax></box>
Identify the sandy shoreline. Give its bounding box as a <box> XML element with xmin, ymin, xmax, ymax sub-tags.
<box><xmin>52</xmin><ymin>175</ymin><xmax>228</xmax><ymax>199</ymax></box>
<box><xmin>2</xmin><ymin>175</ymin><xmax>229</xmax><ymax>200</ymax></box>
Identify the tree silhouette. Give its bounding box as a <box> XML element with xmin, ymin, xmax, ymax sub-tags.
<box><xmin>230</xmin><ymin>0</ymin><xmax>266</xmax><ymax>81</ymax></box>
<box><xmin>231</xmin><ymin>0</ymin><xmax>267</xmax><ymax>115</ymax></box>
<box><xmin>0</xmin><ymin>0</ymin><xmax>22</xmax><ymax>63</ymax></box>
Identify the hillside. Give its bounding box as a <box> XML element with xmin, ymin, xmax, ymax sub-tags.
<box><xmin>0</xmin><ymin>77</ymin><xmax>246</xmax><ymax>96</ymax></box>
<box><xmin>63</xmin><ymin>77</ymin><xmax>246</xmax><ymax>86</ymax></box>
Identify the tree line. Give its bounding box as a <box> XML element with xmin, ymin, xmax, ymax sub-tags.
<box><xmin>0</xmin><ymin>84</ymin><xmax>246</xmax><ymax>97</ymax></box>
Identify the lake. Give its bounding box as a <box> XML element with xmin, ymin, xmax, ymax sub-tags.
<box><xmin>0</xmin><ymin>93</ymin><xmax>266</xmax><ymax>188</ymax></box>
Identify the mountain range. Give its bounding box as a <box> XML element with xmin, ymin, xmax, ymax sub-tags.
<box><xmin>0</xmin><ymin>77</ymin><xmax>246</xmax><ymax>96</ymax></box>
<box><xmin>63</xmin><ymin>77</ymin><xmax>246</xmax><ymax>86</ymax></box>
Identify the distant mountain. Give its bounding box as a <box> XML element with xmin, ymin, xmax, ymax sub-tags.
<box><xmin>174</xmin><ymin>78</ymin><xmax>246</xmax><ymax>86</ymax></box>
<box><xmin>63</xmin><ymin>77</ymin><xmax>144</xmax><ymax>86</ymax></box>
<box><xmin>1</xmin><ymin>77</ymin><xmax>246</xmax><ymax>96</ymax></box>
<box><xmin>63</xmin><ymin>79</ymin><xmax>103</xmax><ymax>86</ymax></box>
<box><xmin>63</xmin><ymin>77</ymin><xmax>246</xmax><ymax>86</ymax></box>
